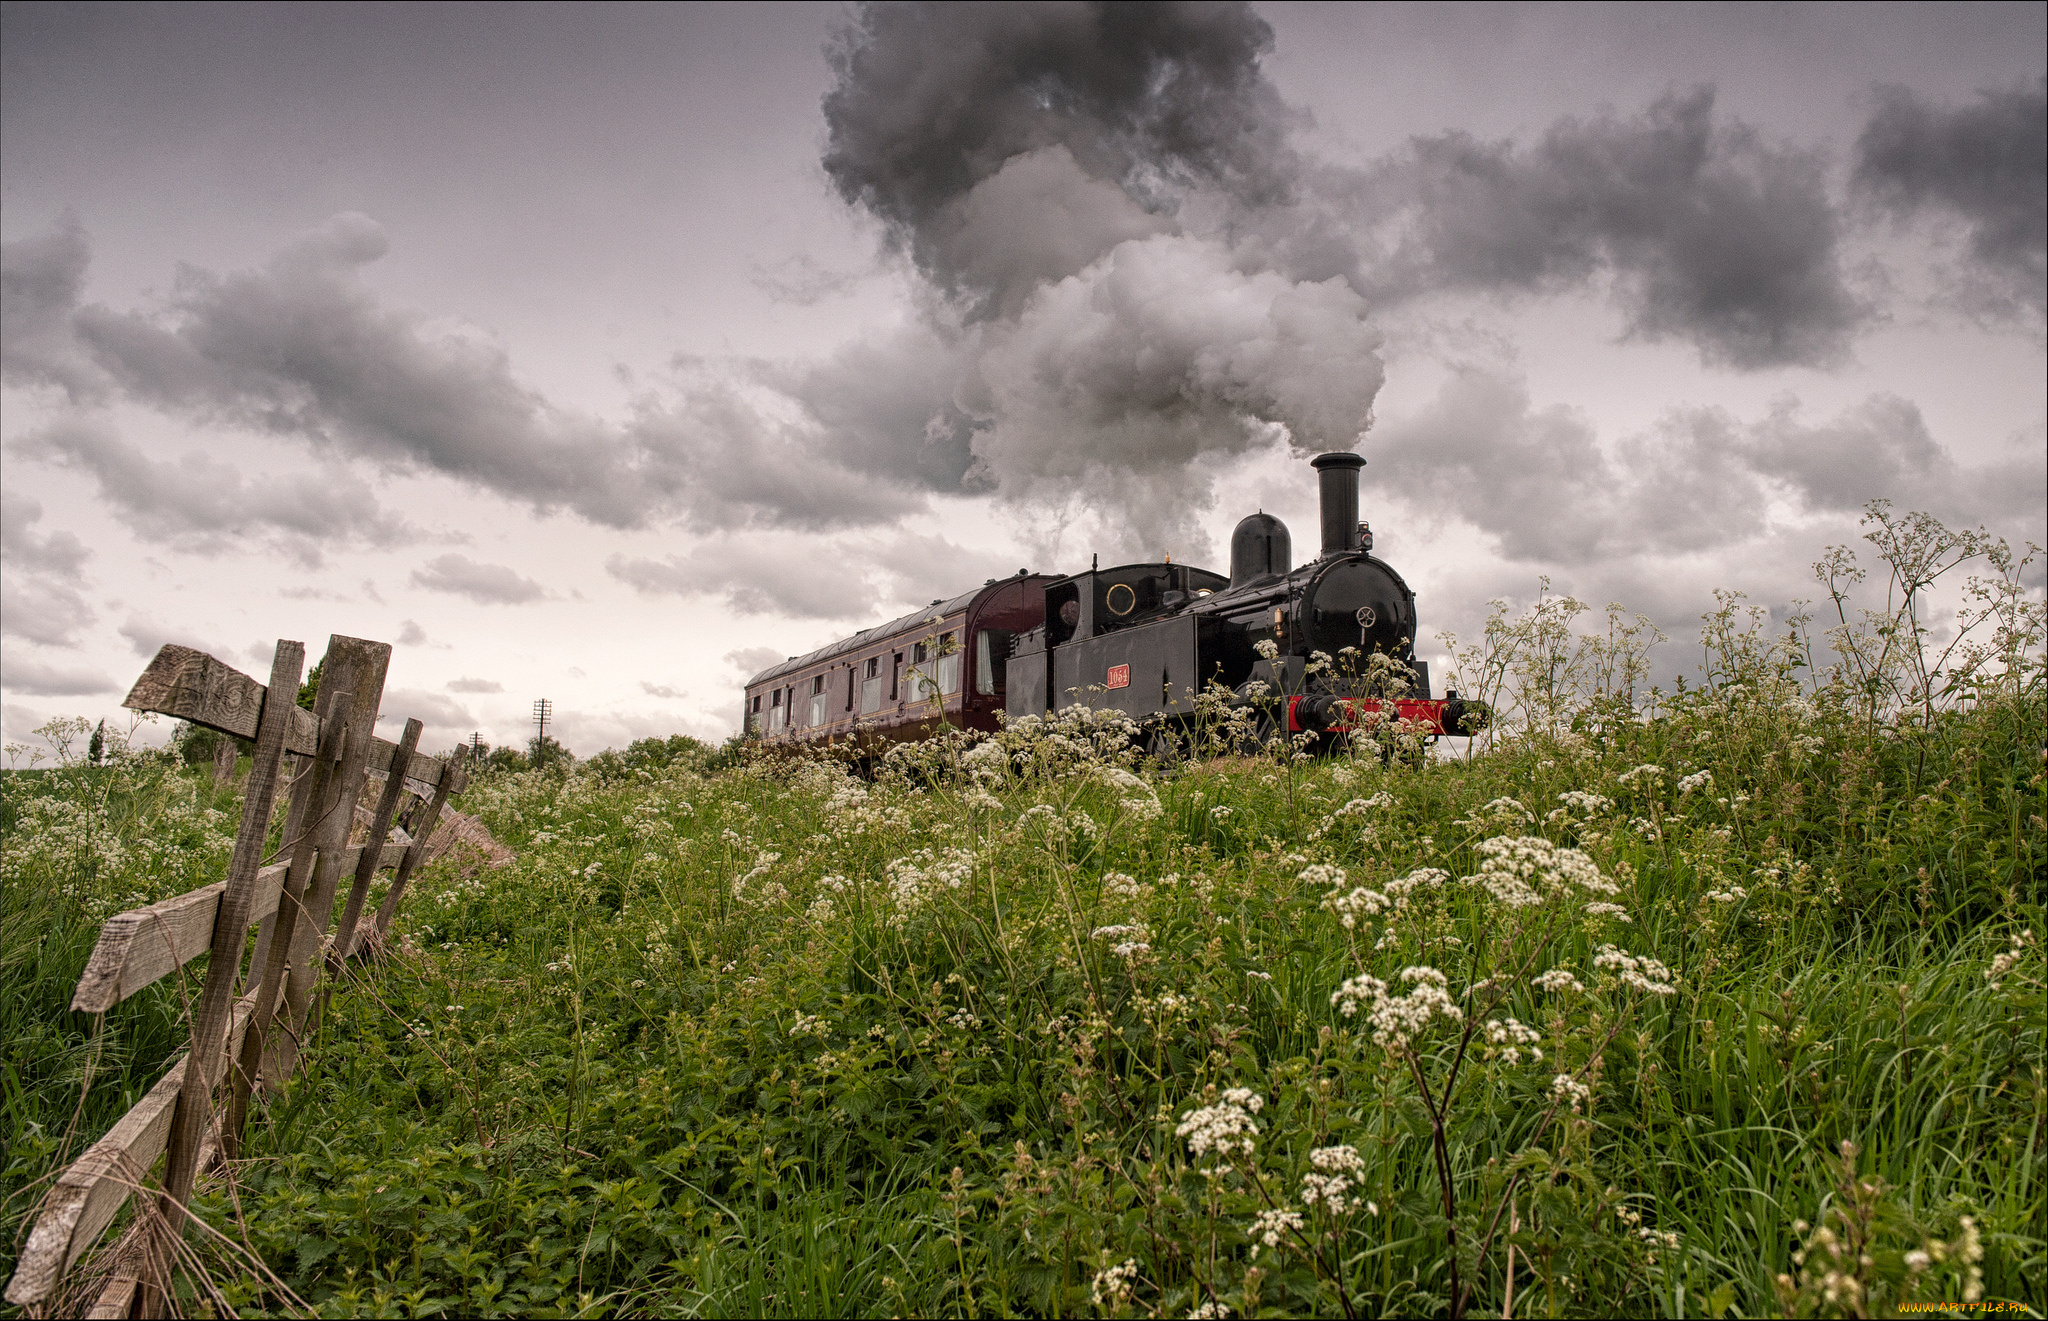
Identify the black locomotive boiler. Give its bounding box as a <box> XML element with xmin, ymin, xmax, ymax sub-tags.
<box><xmin>742</xmin><ymin>451</ymin><xmax>1481</xmax><ymax>751</ymax></box>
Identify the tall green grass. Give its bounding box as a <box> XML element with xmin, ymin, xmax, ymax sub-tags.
<box><xmin>3</xmin><ymin>523</ymin><xmax>2042</xmax><ymax>1318</ymax></box>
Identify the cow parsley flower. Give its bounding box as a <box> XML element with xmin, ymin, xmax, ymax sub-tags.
<box><xmin>1592</xmin><ymin>944</ymin><xmax>1679</xmax><ymax>995</ymax></box>
<box><xmin>1552</xmin><ymin>1073</ymin><xmax>1592</xmax><ymax>1110</ymax></box>
<box><xmin>1177</xmin><ymin>1090</ymin><xmax>1263</xmax><ymax>1158</ymax></box>
<box><xmin>1324</xmin><ymin>886</ymin><xmax>1390</xmax><ymax>929</ymax></box>
<box><xmin>1247</xmin><ymin>1207</ymin><xmax>1304</xmax><ymax>1248</ymax></box>
<box><xmin>1474</xmin><ymin>835</ymin><xmax>1617</xmax><ymax>908</ymax></box>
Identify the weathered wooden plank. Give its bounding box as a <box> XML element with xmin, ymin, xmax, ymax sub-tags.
<box><xmin>122</xmin><ymin>643</ymin><xmax>465</xmax><ymax>793</ymax></box>
<box><xmin>122</xmin><ymin>644</ymin><xmax>321</xmax><ymax>756</ymax></box>
<box><xmin>70</xmin><ymin>843</ymin><xmax>409</xmax><ymax>1014</ymax></box>
<box><xmin>365</xmin><ymin>739</ymin><xmax>466</xmax><ymax>796</ymax></box>
<box><xmin>3</xmin><ymin>997</ymin><xmax>256</xmax><ymax>1307</ymax></box>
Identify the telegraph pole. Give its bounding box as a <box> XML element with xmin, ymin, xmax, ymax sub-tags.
<box><xmin>533</xmin><ymin>699</ymin><xmax>552</xmax><ymax>745</ymax></box>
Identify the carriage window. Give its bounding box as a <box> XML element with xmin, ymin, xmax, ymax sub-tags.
<box><xmin>865</xmin><ymin>657</ymin><xmax>879</xmax><ymax>679</ymax></box>
<box><xmin>914</xmin><ymin>641</ymin><xmax>928</xmax><ymax>663</ymax></box>
<box><xmin>935</xmin><ymin>632</ymin><xmax>961</xmax><ymax>695</ymax></box>
<box><xmin>846</xmin><ymin>666</ymin><xmax>856</xmax><ymax>711</ymax></box>
<box><xmin>770</xmin><ymin>690</ymin><xmax>780</xmax><ymax>706</ymax></box>
<box><xmin>976</xmin><ymin>630</ymin><xmax>1011</xmax><ymax>695</ymax></box>
<box><xmin>751</xmin><ymin>695</ymin><xmax>761</xmax><ymax>712</ymax></box>
<box><xmin>812</xmin><ymin>675</ymin><xmax>825</xmax><ymax>695</ymax></box>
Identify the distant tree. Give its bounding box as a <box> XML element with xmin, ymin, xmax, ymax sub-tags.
<box><xmin>87</xmin><ymin>720</ymin><xmax>104</xmax><ymax>766</ymax></box>
<box><xmin>528</xmin><ymin>734</ymin><xmax>572</xmax><ymax>772</ymax></box>
<box><xmin>297</xmin><ymin>657</ymin><xmax>325</xmax><ymax>710</ymax></box>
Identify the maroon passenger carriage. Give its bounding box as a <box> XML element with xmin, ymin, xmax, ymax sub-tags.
<box><xmin>741</xmin><ymin>574</ymin><xmax>1062</xmax><ymax>746</ymax></box>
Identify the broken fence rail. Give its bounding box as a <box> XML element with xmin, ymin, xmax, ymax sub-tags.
<box><xmin>5</xmin><ymin>636</ymin><xmax>469</xmax><ymax>1315</ymax></box>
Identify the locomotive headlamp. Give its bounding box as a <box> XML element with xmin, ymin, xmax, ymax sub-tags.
<box><xmin>1106</xmin><ymin>583</ymin><xmax>1137</xmax><ymax>616</ymax></box>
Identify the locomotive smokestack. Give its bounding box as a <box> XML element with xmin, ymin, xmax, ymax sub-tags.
<box><xmin>1310</xmin><ymin>451</ymin><xmax>1366</xmax><ymax>557</ymax></box>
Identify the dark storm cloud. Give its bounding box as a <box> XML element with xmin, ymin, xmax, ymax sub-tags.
<box><xmin>1725</xmin><ymin>394</ymin><xmax>2044</xmax><ymax>525</ymax></box>
<box><xmin>1359</xmin><ymin>89</ymin><xmax>1867</xmax><ymax>369</ymax></box>
<box><xmin>1855</xmin><ymin>78</ymin><xmax>2047</xmax><ymax>317</ymax></box>
<box><xmin>0</xmin><ymin>656</ymin><xmax>119</xmax><ymax>698</ymax></box>
<box><xmin>0</xmin><ymin>490</ymin><xmax>97</xmax><ymax>647</ymax></box>
<box><xmin>117</xmin><ymin>614</ymin><xmax>236</xmax><ymax>660</ymax></box>
<box><xmin>607</xmin><ymin>528</ymin><xmax>1022</xmax><ymax>623</ymax></box>
<box><xmin>1</xmin><ymin>489</ymin><xmax>89</xmax><ymax>576</ymax></box>
<box><xmin>723</xmin><ymin>647</ymin><xmax>784</xmax><ymax>678</ymax></box>
<box><xmin>1373</xmin><ymin>367</ymin><xmax>2039</xmax><ymax>566</ymax></box>
<box><xmin>0</xmin><ymin>577</ymin><xmax>95</xmax><ymax>647</ymax></box>
<box><xmin>0</xmin><ymin>213</ymin><xmax>100</xmax><ymax>399</ymax></box>
<box><xmin>822</xmin><ymin>0</ymin><xmax>1293</xmax><ymax>318</ymax></box>
<box><xmin>813</xmin><ymin>1</ymin><xmax>1388</xmax><ymax>556</ymax></box>
<box><xmin>1</xmin><ymin>216</ymin><xmax>923</xmax><ymax>535</ymax></box>
<box><xmin>608</xmin><ymin>541</ymin><xmax>877</xmax><ymax>620</ymax></box>
<box><xmin>10</xmin><ymin>416</ymin><xmax>410</xmax><ymax>566</ymax></box>
<box><xmin>409</xmin><ymin>554</ymin><xmax>546</xmax><ymax>605</ymax></box>
<box><xmin>375</xmin><ymin>689</ymin><xmax>472</xmax><ymax>732</ymax></box>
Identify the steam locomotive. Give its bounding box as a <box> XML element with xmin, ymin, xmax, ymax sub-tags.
<box><xmin>742</xmin><ymin>451</ymin><xmax>1482</xmax><ymax>752</ymax></box>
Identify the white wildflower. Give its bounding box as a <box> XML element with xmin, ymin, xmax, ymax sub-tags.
<box><xmin>1677</xmin><ymin>770</ymin><xmax>1713</xmax><ymax>795</ymax></box>
<box><xmin>1473</xmin><ymin>836</ymin><xmax>1617</xmax><ymax>908</ymax></box>
<box><xmin>1985</xmin><ymin>928</ymin><xmax>2036</xmax><ymax>987</ymax></box>
<box><xmin>1483</xmin><ymin>1017</ymin><xmax>1544</xmax><ymax>1064</ymax></box>
<box><xmin>1323</xmin><ymin>886</ymin><xmax>1390</xmax><ymax>929</ymax></box>
<box><xmin>1247</xmin><ymin>1207</ymin><xmax>1304</xmax><ymax>1249</ymax></box>
<box><xmin>1533</xmin><ymin>968</ymin><xmax>1585</xmax><ymax>993</ymax></box>
<box><xmin>1592</xmin><ymin>944</ymin><xmax>1680</xmax><ymax>996</ymax></box>
<box><xmin>1089</xmin><ymin>1257</ymin><xmax>1139</xmax><ymax>1309</ymax></box>
<box><xmin>1552</xmin><ymin>1073</ymin><xmax>1592</xmax><ymax>1110</ymax></box>
<box><xmin>1177</xmin><ymin>1091</ymin><xmax>1263</xmax><ymax>1158</ymax></box>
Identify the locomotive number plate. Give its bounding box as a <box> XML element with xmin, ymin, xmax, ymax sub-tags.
<box><xmin>1106</xmin><ymin>664</ymin><xmax>1131</xmax><ymax>689</ymax></box>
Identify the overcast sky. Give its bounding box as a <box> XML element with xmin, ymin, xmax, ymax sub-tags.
<box><xmin>3</xmin><ymin>1</ymin><xmax>2042</xmax><ymax>756</ymax></box>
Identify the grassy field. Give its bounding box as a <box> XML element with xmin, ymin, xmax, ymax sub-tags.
<box><xmin>4</xmin><ymin>514</ymin><xmax>2043</xmax><ymax>1319</ymax></box>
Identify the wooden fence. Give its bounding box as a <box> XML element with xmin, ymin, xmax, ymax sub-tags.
<box><xmin>5</xmin><ymin>634</ymin><xmax>469</xmax><ymax>1318</ymax></box>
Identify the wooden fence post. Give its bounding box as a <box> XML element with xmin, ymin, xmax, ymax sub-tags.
<box><xmin>5</xmin><ymin>637</ymin><xmax>468</xmax><ymax>1314</ymax></box>
<box><xmin>269</xmin><ymin>636</ymin><xmax>388</xmax><ymax>1083</ymax></box>
<box><xmin>222</xmin><ymin>663</ymin><xmax>355</xmax><ymax>1158</ymax></box>
<box><xmin>327</xmin><ymin>717</ymin><xmax>418</xmax><ymax>974</ymax></box>
<box><xmin>152</xmin><ymin>642</ymin><xmax>305</xmax><ymax>1208</ymax></box>
<box><xmin>368</xmin><ymin>743</ymin><xmax>468</xmax><ymax>948</ymax></box>
<box><xmin>246</xmin><ymin>683</ymin><xmax>343</xmax><ymax>987</ymax></box>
